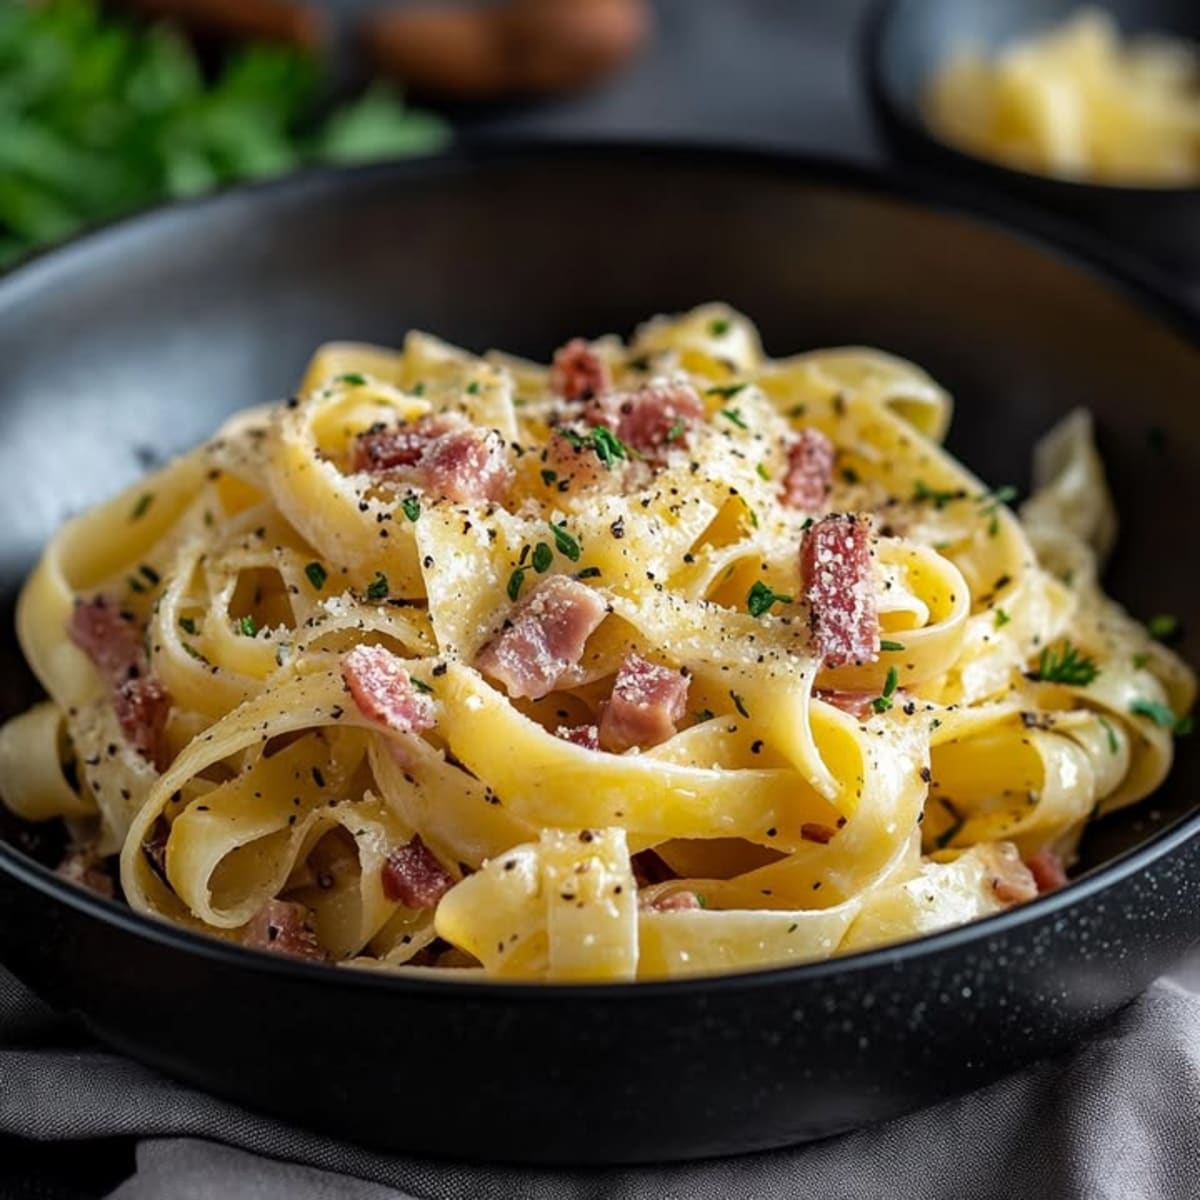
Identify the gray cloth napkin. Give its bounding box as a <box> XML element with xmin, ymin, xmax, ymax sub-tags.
<box><xmin>2</xmin><ymin>962</ymin><xmax>1199</xmax><ymax>1200</ymax></box>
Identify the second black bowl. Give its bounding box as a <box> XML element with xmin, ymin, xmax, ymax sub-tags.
<box><xmin>865</xmin><ymin>0</ymin><xmax>1200</xmax><ymax>282</ymax></box>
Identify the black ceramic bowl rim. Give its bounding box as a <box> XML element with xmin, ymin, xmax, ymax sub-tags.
<box><xmin>0</xmin><ymin>138</ymin><xmax>1197</xmax><ymax>1003</ymax></box>
<box><xmin>862</xmin><ymin>0</ymin><xmax>1200</xmax><ymax>199</ymax></box>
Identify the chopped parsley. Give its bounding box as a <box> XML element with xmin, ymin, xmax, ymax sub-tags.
<box><xmin>755</xmin><ymin>462</ymin><xmax>771</xmax><ymax>481</ymax></box>
<box><xmin>694</xmin><ymin>709</ymin><xmax>715</xmax><ymax>723</ymax></box>
<box><xmin>1099</xmin><ymin>717</ymin><xmax>1119</xmax><ymax>755</ymax></box>
<box><xmin>1028</xmin><ymin>641</ymin><xmax>1099</xmax><ymax>687</ymax></box>
<box><xmin>236</xmin><ymin>615</ymin><xmax>258</xmax><ymax>637</ymax></box>
<box><xmin>412</xmin><ymin>382</ymin><xmax>426</xmax><ymax>397</ymax></box>
<box><xmin>730</xmin><ymin>691</ymin><xmax>750</xmax><ymax>719</ymax></box>
<box><xmin>550</xmin><ymin>523</ymin><xmax>582</xmax><ymax>562</ymax></box>
<box><xmin>179</xmin><ymin>617</ymin><xmax>197</xmax><ymax>635</ymax></box>
<box><xmin>127</xmin><ymin>575</ymin><xmax>147</xmax><ymax>594</ymax></box>
<box><xmin>532</xmin><ymin>542</ymin><xmax>553</xmax><ymax>574</ymax></box>
<box><xmin>880</xmin><ymin>639</ymin><xmax>906</xmax><ymax>652</ymax></box>
<box><xmin>977</xmin><ymin>485</ymin><xmax>1018</xmax><ymax>536</ymax></box>
<box><xmin>305</xmin><ymin>562</ymin><xmax>328</xmax><ymax>591</ymax></box>
<box><xmin>746</xmin><ymin>581</ymin><xmax>793</xmax><ymax>618</ymax></box>
<box><xmin>994</xmin><ymin>608</ymin><xmax>1011</xmax><ymax>629</ymax></box>
<box><xmin>695</xmin><ymin>893</ymin><xmax>709</xmax><ymax>909</ymax></box>
<box><xmin>338</xmin><ymin>372</ymin><xmax>366</xmax><ymax>386</ymax></box>
<box><xmin>411</xmin><ymin>677</ymin><xmax>434</xmax><ymax>695</ymax></box>
<box><xmin>182</xmin><ymin>643</ymin><xmax>210</xmax><ymax>665</ymax></box>
<box><xmin>130</xmin><ymin>492</ymin><xmax>154</xmax><ymax>521</ymax></box>
<box><xmin>507</xmin><ymin>567</ymin><xmax>525</xmax><ymax>602</ymax></box>
<box><xmin>709</xmin><ymin>318</ymin><xmax>731</xmax><ymax>336</ymax></box>
<box><xmin>1133</xmin><ymin>652</ymin><xmax>1151</xmax><ymax>670</ymax></box>
<box><xmin>665</xmin><ymin>418</ymin><xmax>687</xmax><ymax>442</ymax></box>
<box><xmin>541</xmin><ymin>468</ymin><xmax>558</xmax><ymax>486</ymax></box>
<box><xmin>575</xmin><ymin>566</ymin><xmax>602</xmax><ymax>580</ymax></box>
<box><xmin>706</xmin><ymin>384</ymin><xmax>746</xmax><ymax>400</ymax></box>
<box><xmin>401</xmin><ymin>495</ymin><xmax>421</xmax><ymax>523</ymax></box>
<box><xmin>719</xmin><ymin>408</ymin><xmax>748</xmax><ymax>430</ymax></box>
<box><xmin>365</xmin><ymin>572</ymin><xmax>389</xmax><ymax>601</ymax></box>
<box><xmin>1130</xmin><ymin>699</ymin><xmax>1193</xmax><ymax>735</ymax></box>
<box><xmin>912</xmin><ymin>480</ymin><xmax>961</xmax><ymax>510</ymax></box>
<box><xmin>1147</xmin><ymin>614</ymin><xmax>1181</xmax><ymax>643</ymax></box>
<box><xmin>561</xmin><ymin>426</ymin><xmax>632</xmax><ymax>469</ymax></box>
<box><xmin>466</xmin><ymin>381</ymin><xmax>481</xmax><ymax>395</ymax></box>
<box><xmin>871</xmin><ymin>666</ymin><xmax>899</xmax><ymax>713</ymax></box>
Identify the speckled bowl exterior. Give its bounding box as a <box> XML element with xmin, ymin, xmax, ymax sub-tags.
<box><xmin>0</xmin><ymin>146</ymin><xmax>1196</xmax><ymax>1163</ymax></box>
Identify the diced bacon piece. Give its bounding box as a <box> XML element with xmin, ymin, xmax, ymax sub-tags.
<box><xmin>782</xmin><ymin>429</ymin><xmax>834</xmax><ymax>511</ymax></box>
<box><xmin>381</xmin><ymin>834</ymin><xmax>455</xmax><ymax>908</ymax></box>
<box><xmin>342</xmin><ymin>645</ymin><xmax>436</xmax><ymax>735</ymax></box>
<box><xmin>988</xmin><ymin>844</ymin><xmax>1040</xmax><ymax>904</ymax></box>
<box><xmin>555</xmin><ymin>724</ymin><xmax>600</xmax><ymax>749</ymax></box>
<box><xmin>799</xmin><ymin>513</ymin><xmax>880</xmax><ymax>668</ymax></box>
<box><xmin>550</xmin><ymin>338</ymin><xmax>610</xmax><ymax>403</ymax></box>
<box><xmin>420</xmin><ymin>427</ymin><xmax>512</xmax><ymax>503</ymax></box>
<box><xmin>814</xmin><ymin>689</ymin><xmax>876</xmax><ymax>721</ymax></box>
<box><xmin>353</xmin><ymin>416</ymin><xmax>512</xmax><ymax>503</ymax></box>
<box><xmin>640</xmin><ymin>890</ymin><xmax>702</xmax><ymax>912</ymax></box>
<box><xmin>68</xmin><ymin>597</ymin><xmax>171</xmax><ymax>768</ymax></box>
<box><xmin>56</xmin><ymin>846</ymin><xmax>115</xmax><ymax>899</ymax></box>
<box><xmin>1024</xmin><ymin>847</ymin><xmax>1069</xmax><ymax>894</ymax></box>
<box><xmin>598</xmin><ymin>654</ymin><xmax>689</xmax><ymax>752</ymax></box>
<box><xmin>476</xmin><ymin>576</ymin><xmax>607</xmax><ymax>700</ymax></box>
<box><xmin>587</xmin><ymin>381</ymin><xmax>704</xmax><ymax>461</ymax></box>
<box><xmin>243</xmin><ymin>900</ymin><xmax>324</xmax><ymax>960</ymax></box>
<box><xmin>352</xmin><ymin>416</ymin><xmax>449</xmax><ymax>472</ymax></box>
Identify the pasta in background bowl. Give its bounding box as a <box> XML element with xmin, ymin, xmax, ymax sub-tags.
<box><xmin>2</xmin><ymin>305</ymin><xmax>1191</xmax><ymax>981</ymax></box>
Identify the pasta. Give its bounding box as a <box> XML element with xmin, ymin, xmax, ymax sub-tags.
<box><xmin>924</xmin><ymin>8</ymin><xmax>1200</xmax><ymax>186</ymax></box>
<box><xmin>0</xmin><ymin>304</ymin><xmax>1193</xmax><ymax>981</ymax></box>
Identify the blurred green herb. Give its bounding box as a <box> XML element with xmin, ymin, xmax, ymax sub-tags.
<box><xmin>0</xmin><ymin>0</ymin><xmax>449</xmax><ymax>267</ymax></box>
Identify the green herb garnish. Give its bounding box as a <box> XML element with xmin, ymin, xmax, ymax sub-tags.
<box><xmin>665</xmin><ymin>418</ymin><xmax>686</xmax><ymax>442</ymax></box>
<box><xmin>706</xmin><ymin>384</ymin><xmax>746</xmax><ymax>400</ymax></box>
<box><xmin>1099</xmin><ymin>717</ymin><xmax>1118</xmax><ymax>755</ymax></box>
<box><xmin>549</xmin><ymin>523</ymin><xmax>581</xmax><ymax>562</ymax></box>
<box><xmin>755</xmin><ymin>462</ymin><xmax>771</xmax><ymax>481</ymax></box>
<box><xmin>130</xmin><ymin>493</ymin><xmax>154</xmax><ymax>521</ymax></box>
<box><xmin>399</xmin><ymin>495</ymin><xmax>421</xmax><ymax>523</ymax></box>
<box><xmin>871</xmin><ymin>666</ymin><xmax>899</xmax><ymax>713</ymax></box>
<box><xmin>1029</xmin><ymin>641</ymin><xmax>1099</xmax><ymax>686</ymax></box>
<box><xmin>466</xmin><ymin>381</ymin><xmax>481</xmax><ymax>395</ymax></box>
<box><xmin>912</xmin><ymin>480</ymin><xmax>961</xmax><ymax>510</ymax></box>
<box><xmin>365</xmin><ymin>572</ymin><xmax>389</xmax><ymax>601</ymax></box>
<box><xmin>709</xmin><ymin>318</ymin><xmax>731</xmax><ymax>336</ymax></box>
<box><xmin>730</xmin><ymin>691</ymin><xmax>750</xmax><ymax>719</ymax></box>
<box><xmin>138</xmin><ymin>564</ymin><xmax>160</xmax><ymax>585</ymax></box>
<box><xmin>541</xmin><ymin>468</ymin><xmax>558</xmax><ymax>486</ymax></box>
<box><xmin>507</xmin><ymin>568</ymin><xmax>525</xmax><ymax>602</ymax></box>
<box><xmin>237</xmin><ymin>615</ymin><xmax>258</xmax><ymax>637</ymax></box>
<box><xmin>575</xmin><ymin>566</ymin><xmax>602</xmax><ymax>580</ymax></box>
<box><xmin>1130</xmin><ymin>699</ymin><xmax>1193</xmax><ymax>735</ymax></box>
<box><xmin>305</xmin><ymin>562</ymin><xmax>327</xmax><ymax>591</ymax></box>
<box><xmin>977</xmin><ymin>484</ymin><xmax>1018</xmax><ymax>535</ymax></box>
<box><xmin>179</xmin><ymin>617</ymin><xmax>197</xmax><ymax>635</ymax></box>
<box><xmin>719</xmin><ymin>408</ymin><xmax>748</xmax><ymax>430</ymax></box>
<box><xmin>1147</xmin><ymin>614</ymin><xmax>1182</xmax><ymax>643</ymax></box>
<box><xmin>880</xmin><ymin>640</ymin><xmax>906</xmax><ymax>652</ymax></box>
<box><xmin>532</xmin><ymin>542</ymin><xmax>553</xmax><ymax>574</ymax></box>
<box><xmin>746</xmin><ymin>581</ymin><xmax>793</xmax><ymax>618</ymax></box>
<box><xmin>338</xmin><ymin>372</ymin><xmax>366</xmax><ymax>386</ymax></box>
<box><xmin>411</xmin><ymin>677</ymin><xmax>433</xmax><ymax>695</ymax></box>
<box><xmin>994</xmin><ymin>608</ymin><xmax>1011</xmax><ymax>629</ymax></box>
<box><xmin>560</xmin><ymin>425</ymin><xmax>632</xmax><ymax>469</ymax></box>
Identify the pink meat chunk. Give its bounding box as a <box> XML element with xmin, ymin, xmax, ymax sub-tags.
<box><xmin>381</xmin><ymin>835</ymin><xmax>455</xmax><ymax>908</ymax></box>
<box><xmin>1025</xmin><ymin>847</ymin><xmax>1069</xmax><ymax>894</ymax></box>
<box><xmin>68</xmin><ymin>597</ymin><xmax>171</xmax><ymax>768</ymax></box>
<box><xmin>598</xmin><ymin>654</ymin><xmax>689</xmax><ymax>752</ymax></box>
<box><xmin>586</xmin><ymin>381</ymin><xmax>704</xmax><ymax>461</ymax></box>
<box><xmin>640</xmin><ymin>890</ymin><xmax>702</xmax><ymax>912</ymax></box>
<box><xmin>799</xmin><ymin>513</ymin><xmax>879</xmax><ymax>668</ymax></box>
<box><xmin>476</xmin><ymin>575</ymin><xmax>607</xmax><ymax>700</ymax></box>
<box><xmin>555</xmin><ymin>724</ymin><xmax>600</xmax><ymax>749</ymax></box>
<box><xmin>243</xmin><ymin>900</ymin><xmax>324</xmax><ymax>960</ymax></box>
<box><xmin>342</xmin><ymin>645</ymin><xmax>436</xmax><ymax>735</ymax></box>
<box><xmin>550</xmin><ymin>338</ymin><xmax>611</xmax><ymax>403</ymax></box>
<box><xmin>782</xmin><ymin>429</ymin><xmax>835</xmax><ymax>511</ymax></box>
<box><xmin>814</xmin><ymin>688</ymin><xmax>876</xmax><ymax>721</ymax></box>
<box><xmin>353</xmin><ymin>417</ymin><xmax>512</xmax><ymax>504</ymax></box>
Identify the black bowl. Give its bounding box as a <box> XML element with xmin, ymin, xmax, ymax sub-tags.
<box><xmin>864</xmin><ymin>0</ymin><xmax>1200</xmax><ymax>281</ymax></box>
<box><xmin>0</xmin><ymin>144</ymin><xmax>1198</xmax><ymax>1165</ymax></box>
